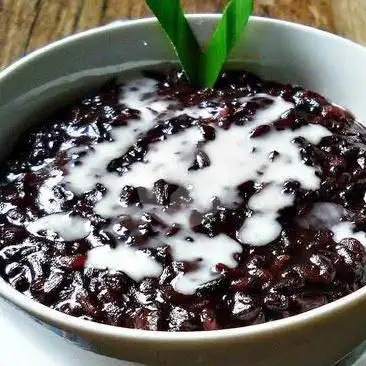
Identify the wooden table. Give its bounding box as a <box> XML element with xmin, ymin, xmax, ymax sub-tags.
<box><xmin>0</xmin><ymin>0</ymin><xmax>365</xmax><ymax>68</ymax></box>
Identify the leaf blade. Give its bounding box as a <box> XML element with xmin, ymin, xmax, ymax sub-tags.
<box><xmin>201</xmin><ymin>0</ymin><xmax>254</xmax><ymax>87</ymax></box>
<box><xmin>146</xmin><ymin>0</ymin><xmax>202</xmax><ymax>85</ymax></box>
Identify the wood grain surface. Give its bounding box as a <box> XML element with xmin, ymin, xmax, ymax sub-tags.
<box><xmin>0</xmin><ymin>0</ymin><xmax>365</xmax><ymax>68</ymax></box>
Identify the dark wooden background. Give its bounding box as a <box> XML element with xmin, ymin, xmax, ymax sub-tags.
<box><xmin>1</xmin><ymin>0</ymin><xmax>365</xmax><ymax>68</ymax></box>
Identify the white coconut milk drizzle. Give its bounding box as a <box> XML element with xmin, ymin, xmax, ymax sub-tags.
<box><xmin>26</xmin><ymin>213</ymin><xmax>91</xmax><ymax>241</ymax></box>
<box><xmin>40</xmin><ymin>76</ymin><xmax>338</xmax><ymax>294</ymax></box>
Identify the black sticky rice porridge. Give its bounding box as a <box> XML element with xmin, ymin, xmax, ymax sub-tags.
<box><xmin>0</xmin><ymin>70</ymin><xmax>366</xmax><ymax>331</ymax></box>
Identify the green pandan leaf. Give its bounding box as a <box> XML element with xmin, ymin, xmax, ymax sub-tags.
<box><xmin>146</xmin><ymin>0</ymin><xmax>203</xmax><ymax>85</ymax></box>
<box><xmin>146</xmin><ymin>0</ymin><xmax>253</xmax><ymax>88</ymax></box>
<box><xmin>202</xmin><ymin>0</ymin><xmax>253</xmax><ymax>87</ymax></box>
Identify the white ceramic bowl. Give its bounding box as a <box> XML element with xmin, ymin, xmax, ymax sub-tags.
<box><xmin>0</xmin><ymin>15</ymin><xmax>366</xmax><ymax>366</ymax></box>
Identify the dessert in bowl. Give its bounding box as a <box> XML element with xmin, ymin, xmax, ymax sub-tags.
<box><xmin>0</xmin><ymin>15</ymin><xmax>366</xmax><ymax>366</ymax></box>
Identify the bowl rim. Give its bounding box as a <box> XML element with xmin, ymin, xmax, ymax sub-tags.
<box><xmin>0</xmin><ymin>14</ymin><xmax>366</xmax><ymax>344</ymax></box>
